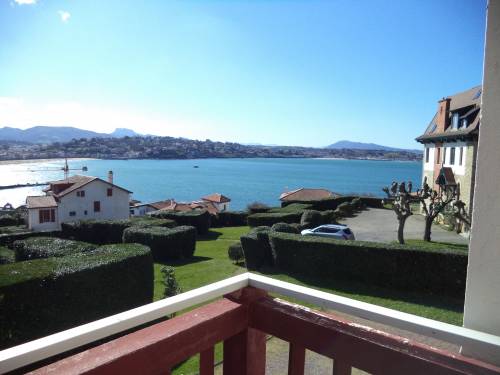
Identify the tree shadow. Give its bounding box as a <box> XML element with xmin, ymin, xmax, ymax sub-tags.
<box><xmin>155</xmin><ymin>256</ymin><xmax>212</xmax><ymax>266</ymax></box>
<box><xmin>197</xmin><ymin>230</ymin><xmax>223</xmax><ymax>241</ymax></box>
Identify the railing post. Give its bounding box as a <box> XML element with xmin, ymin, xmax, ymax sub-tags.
<box><xmin>200</xmin><ymin>346</ymin><xmax>214</xmax><ymax>375</ymax></box>
<box><xmin>288</xmin><ymin>342</ymin><xmax>306</xmax><ymax>375</ymax></box>
<box><xmin>223</xmin><ymin>287</ymin><xmax>267</xmax><ymax>375</ymax></box>
<box><xmin>332</xmin><ymin>360</ymin><xmax>351</xmax><ymax>375</ymax></box>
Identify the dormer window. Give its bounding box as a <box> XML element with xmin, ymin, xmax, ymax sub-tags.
<box><xmin>461</xmin><ymin>118</ymin><xmax>468</xmax><ymax>128</ymax></box>
<box><xmin>451</xmin><ymin>113</ymin><xmax>459</xmax><ymax>129</ymax></box>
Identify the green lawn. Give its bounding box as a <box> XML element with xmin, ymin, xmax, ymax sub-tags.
<box><xmin>153</xmin><ymin>227</ymin><xmax>464</xmax><ymax>374</ymax></box>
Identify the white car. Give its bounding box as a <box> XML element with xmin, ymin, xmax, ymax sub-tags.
<box><xmin>301</xmin><ymin>224</ymin><xmax>355</xmax><ymax>240</ymax></box>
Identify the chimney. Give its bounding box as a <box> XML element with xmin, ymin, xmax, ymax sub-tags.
<box><xmin>108</xmin><ymin>170</ymin><xmax>113</xmax><ymax>184</ymax></box>
<box><xmin>436</xmin><ymin>97</ymin><xmax>451</xmax><ymax>133</ymax></box>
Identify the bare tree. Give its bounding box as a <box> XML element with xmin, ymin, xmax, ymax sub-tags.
<box><xmin>383</xmin><ymin>181</ymin><xmax>414</xmax><ymax>244</ymax></box>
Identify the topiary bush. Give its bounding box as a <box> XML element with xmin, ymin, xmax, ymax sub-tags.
<box><xmin>213</xmin><ymin>211</ymin><xmax>248</xmax><ymax>227</ymax></box>
<box><xmin>247</xmin><ymin>212</ymin><xmax>302</xmax><ymax>227</ymax></box>
<box><xmin>240</xmin><ymin>226</ymin><xmax>273</xmax><ymax>270</ymax></box>
<box><xmin>228</xmin><ymin>242</ymin><xmax>244</xmax><ymax>263</ymax></box>
<box><xmin>161</xmin><ymin>265</ymin><xmax>181</xmax><ymax>298</ymax></box>
<box><xmin>351</xmin><ymin>197</ymin><xmax>363</xmax><ymax>210</ymax></box>
<box><xmin>269</xmin><ymin>203</ymin><xmax>314</xmax><ymax>214</ymax></box>
<box><xmin>271</xmin><ymin>222</ymin><xmax>300</xmax><ymax>234</ymax></box>
<box><xmin>0</xmin><ymin>243</ymin><xmax>153</xmax><ymax>348</ymax></box>
<box><xmin>0</xmin><ymin>231</ymin><xmax>58</xmax><ymax>247</ymax></box>
<box><xmin>247</xmin><ymin>202</ymin><xmax>271</xmax><ymax>214</ymax></box>
<box><xmin>335</xmin><ymin>202</ymin><xmax>354</xmax><ymax>217</ymax></box>
<box><xmin>123</xmin><ymin>225</ymin><xmax>197</xmax><ymax>261</ymax></box>
<box><xmin>150</xmin><ymin>210</ymin><xmax>211</xmax><ymax>235</ymax></box>
<box><xmin>129</xmin><ymin>217</ymin><xmax>177</xmax><ymax>228</ymax></box>
<box><xmin>319</xmin><ymin>210</ymin><xmax>337</xmax><ymax>224</ymax></box>
<box><xmin>281</xmin><ymin>196</ymin><xmax>383</xmax><ymax>210</ymax></box>
<box><xmin>61</xmin><ymin>220</ymin><xmax>133</xmax><ymax>244</ymax></box>
<box><xmin>13</xmin><ymin>237</ymin><xmax>96</xmax><ymax>261</ymax></box>
<box><xmin>269</xmin><ymin>232</ymin><xmax>467</xmax><ymax>298</ymax></box>
<box><xmin>0</xmin><ymin>247</ymin><xmax>14</xmax><ymax>264</ymax></box>
<box><xmin>300</xmin><ymin>210</ymin><xmax>322</xmax><ymax>229</ymax></box>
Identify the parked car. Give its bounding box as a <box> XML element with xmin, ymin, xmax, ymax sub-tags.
<box><xmin>301</xmin><ymin>224</ymin><xmax>355</xmax><ymax>240</ymax></box>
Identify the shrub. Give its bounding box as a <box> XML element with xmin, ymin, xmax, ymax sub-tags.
<box><xmin>13</xmin><ymin>237</ymin><xmax>96</xmax><ymax>261</ymax></box>
<box><xmin>228</xmin><ymin>242</ymin><xmax>244</xmax><ymax>263</ymax></box>
<box><xmin>351</xmin><ymin>197</ymin><xmax>363</xmax><ymax>210</ymax></box>
<box><xmin>0</xmin><ymin>214</ymin><xmax>22</xmax><ymax>227</ymax></box>
<box><xmin>271</xmin><ymin>222</ymin><xmax>300</xmax><ymax>234</ymax></box>
<box><xmin>281</xmin><ymin>196</ymin><xmax>384</xmax><ymax>210</ymax></box>
<box><xmin>269</xmin><ymin>232</ymin><xmax>467</xmax><ymax>298</ymax></box>
<box><xmin>269</xmin><ymin>203</ymin><xmax>314</xmax><ymax>214</ymax></box>
<box><xmin>61</xmin><ymin>220</ymin><xmax>132</xmax><ymax>244</ymax></box>
<box><xmin>0</xmin><ymin>243</ymin><xmax>153</xmax><ymax>348</ymax></box>
<box><xmin>123</xmin><ymin>225</ymin><xmax>197</xmax><ymax>261</ymax></box>
<box><xmin>247</xmin><ymin>212</ymin><xmax>302</xmax><ymax>227</ymax></box>
<box><xmin>240</xmin><ymin>227</ymin><xmax>273</xmax><ymax>270</ymax></box>
<box><xmin>150</xmin><ymin>210</ymin><xmax>210</xmax><ymax>235</ymax></box>
<box><xmin>247</xmin><ymin>202</ymin><xmax>270</xmax><ymax>214</ymax></box>
<box><xmin>300</xmin><ymin>210</ymin><xmax>322</xmax><ymax>229</ymax></box>
<box><xmin>0</xmin><ymin>231</ymin><xmax>57</xmax><ymax>247</ymax></box>
<box><xmin>319</xmin><ymin>210</ymin><xmax>337</xmax><ymax>224</ymax></box>
<box><xmin>0</xmin><ymin>247</ymin><xmax>14</xmax><ymax>264</ymax></box>
<box><xmin>213</xmin><ymin>211</ymin><xmax>248</xmax><ymax>227</ymax></box>
<box><xmin>129</xmin><ymin>217</ymin><xmax>177</xmax><ymax>228</ymax></box>
<box><xmin>161</xmin><ymin>266</ymin><xmax>181</xmax><ymax>298</ymax></box>
<box><xmin>336</xmin><ymin>202</ymin><xmax>354</xmax><ymax>217</ymax></box>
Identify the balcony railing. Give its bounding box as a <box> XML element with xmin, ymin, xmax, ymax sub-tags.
<box><xmin>1</xmin><ymin>273</ymin><xmax>500</xmax><ymax>374</ymax></box>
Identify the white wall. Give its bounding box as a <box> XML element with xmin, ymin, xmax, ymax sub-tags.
<box><xmin>28</xmin><ymin>208</ymin><xmax>59</xmax><ymax>232</ymax></box>
<box><xmin>462</xmin><ymin>0</ymin><xmax>500</xmax><ymax>365</ymax></box>
<box><xmin>130</xmin><ymin>205</ymin><xmax>155</xmax><ymax>217</ymax></box>
<box><xmin>423</xmin><ymin>145</ymin><xmax>435</xmax><ymax>171</ymax></box>
<box><xmin>442</xmin><ymin>142</ymin><xmax>467</xmax><ymax>176</ymax></box>
<box><xmin>58</xmin><ymin>180</ymin><xmax>130</xmax><ymax>224</ymax></box>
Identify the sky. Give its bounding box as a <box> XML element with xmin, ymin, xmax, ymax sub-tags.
<box><xmin>0</xmin><ymin>0</ymin><xmax>487</xmax><ymax>149</ymax></box>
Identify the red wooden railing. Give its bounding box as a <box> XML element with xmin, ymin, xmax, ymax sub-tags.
<box><xmin>27</xmin><ymin>287</ymin><xmax>500</xmax><ymax>375</ymax></box>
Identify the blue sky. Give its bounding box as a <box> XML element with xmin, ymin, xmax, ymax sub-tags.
<box><xmin>0</xmin><ymin>0</ymin><xmax>486</xmax><ymax>149</ymax></box>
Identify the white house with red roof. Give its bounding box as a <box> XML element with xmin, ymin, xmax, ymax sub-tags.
<box><xmin>201</xmin><ymin>193</ymin><xmax>231</xmax><ymax>212</ymax></box>
<box><xmin>26</xmin><ymin>171</ymin><xmax>131</xmax><ymax>231</ymax></box>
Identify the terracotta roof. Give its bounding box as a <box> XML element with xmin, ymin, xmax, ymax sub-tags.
<box><xmin>416</xmin><ymin>86</ymin><xmax>481</xmax><ymax>143</ymax></box>
<box><xmin>149</xmin><ymin>200</ymin><xmax>174</xmax><ymax>210</ymax></box>
<box><xmin>46</xmin><ymin>175</ymin><xmax>132</xmax><ymax>198</ymax></box>
<box><xmin>26</xmin><ymin>195</ymin><xmax>58</xmax><ymax>209</ymax></box>
<box><xmin>280</xmin><ymin>188</ymin><xmax>334</xmax><ymax>201</ymax></box>
<box><xmin>161</xmin><ymin>200</ymin><xmax>220</xmax><ymax>215</ymax></box>
<box><xmin>201</xmin><ymin>193</ymin><xmax>231</xmax><ymax>203</ymax></box>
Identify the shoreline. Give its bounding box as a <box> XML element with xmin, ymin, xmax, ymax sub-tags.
<box><xmin>0</xmin><ymin>158</ymin><xmax>96</xmax><ymax>166</ymax></box>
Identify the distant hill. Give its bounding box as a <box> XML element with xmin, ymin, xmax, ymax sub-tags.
<box><xmin>0</xmin><ymin>126</ymin><xmax>142</xmax><ymax>144</ymax></box>
<box><xmin>326</xmin><ymin>140</ymin><xmax>420</xmax><ymax>153</ymax></box>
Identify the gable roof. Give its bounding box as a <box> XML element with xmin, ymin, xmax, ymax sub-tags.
<box><xmin>46</xmin><ymin>175</ymin><xmax>132</xmax><ymax>198</ymax></box>
<box><xmin>26</xmin><ymin>195</ymin><xmax>58</xmax><ymax>209</ymax></box>
<box><xmin>149</xmin><ymin>200</ymin><xmax>174</xmax><ymax>210</ymax></box>
<box><xmin>416</xmin><ymin>85</ymin><xmax>482</xmax><ymax>143</ymax></box>
<box><xmin>280</xmin><ymin>188</ymin><xmax>335</xmax><ymax>201</ymax></box>
<box><xmin>201</xmin><ymin>193</ymin><xmax>231</xmax><ymax>203</ymax></box>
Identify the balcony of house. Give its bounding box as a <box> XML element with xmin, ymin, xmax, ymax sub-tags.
<box><xmin>1</xmin><ymin>273</ymin><xmax>499</xmax><ymax>375</ymax></box>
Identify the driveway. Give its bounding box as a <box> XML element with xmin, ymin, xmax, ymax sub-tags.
<box><xmin>339</xmin><ymin>208</ymin><xmax>468</xmax><ymax>244</ymax></box>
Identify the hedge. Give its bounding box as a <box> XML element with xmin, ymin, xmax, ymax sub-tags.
<box><xmin>123</xmin><ymin>225</ymin><xmax>197</xmax><ymax>261</ymax></box>
<box><xmin>13</xmin><ymin>237</ymin><xmax>95</xmax><ymax>261</ymax></box>
<box><xmin>269</xmin><ymin>203</ymin><xmax>314</xmax><ymax>214</ymax></box>
<box><xmin>269</xmin><ymin>232</ymin><xmax>467</xmax><ymax>298</ymax></box>
<box><xmin>247</xmin><ymin>212</ymin><xmax>302</xmax><ymax>227</ymax></box>
<box><xmin>271</xmin><ymin>222</ymin><xmax>300</xmax><ymax>234</ymax></box>
<box><xmin>128</xmin><ymin>217</ymin><xmax>177</xmax><ymax>228</ymax></box>
<box><xmin>0</xmin><ymin>214</ymin><xmax>22</xmax><ymax>227</ymax></box>
<box><xmin>228</xmin><ymin>242</ymin><xmax>244</xmax><ymax>263</ymax></box>
<box><xmin>212</xmin><ymin>211</ymin><xmax>248</xmax><ymax>227</ymax></box>
<box><xmin>300</xmin><ymin>210</ymin><xmax>322</xmax><ymax>229</ymax></box>
<box><xmin>150</xmin><ymin>210</ymin><xmax>211</xmax><ymax>235</ymax></box>
<box><xmin>0</xmin><ymin>231</ymin><xmax>58</xmax><ymax>247</ymax></box>
<box><xmin>281</xmin><ymin>196</ymin><xmax>383</xmax><ymax>210</ymax></box>
<box><xmin>0</xmin><ymin>243</ymin><xmax>153</xmax><ymax>348</ymax></box>
<box><xmin>0</xmin><ymin>247</ymin><xmax>14</xmax><ymax>264</ymax></box>
<box><xmin>240</xmin><ymin>227</ymin><xmax>273</xmax><ymax>270</ymax></box>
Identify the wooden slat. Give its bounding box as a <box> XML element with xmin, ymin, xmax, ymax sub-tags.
<box><xmin>200</xmin><ymin>346</ymin><xmax>214</xmax><ymax>375</ymax></box>
<box><xmin>249</xmin><ymin>297</ymin><xmax>500</xmax><ymax>375</ymax></box>
<box><xmin>288</xmin><ymin>343</ymin><xmax>305</xmax><ymax>375</ymax></box>
<box><xmin>223</xmin><ymin>328</ymin><xmax>266</xmax><ymax>375</ymax></box>
<box><xmin>332</xmin><ymin>360</ymin><xmax>351</xmax><ymax>375</ymax></box>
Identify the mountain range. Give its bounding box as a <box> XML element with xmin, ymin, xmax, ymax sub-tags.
<box><xmin>327</xmin><ymin>140</ymin><xmax>420</xmax><ymax>153</ymax></box>
<box><xmin>0</xmin><ymin>126</ymin><xmax>141</xmax><ymax>144</ymax></box>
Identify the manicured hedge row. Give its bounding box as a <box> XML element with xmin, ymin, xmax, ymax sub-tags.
<box><xmin>151</xmin><ymin>210</ymin><xmax>211</xmax><ymax>235</ymax></box>
<box><xmin>123</xmin><ymin>225</ymin><xmax>196</xmax><ymax>261</ymax></box>
<box><xmin>13</xmin><ymin>237</ymin><xmax>95</xmax><ymax>261</ymax></box>
<box><xmin>271</xmin><ymin>222</ymin><xmax>300</xmax><ymax>234</ymax></box>
<box><xmin>240</xmin><ymin>227</ymin><xmax>273</xmax><ymax>270</ymax></box>
<box><xmin>0</xmin><ymin>231</ymin><xmax>58</xmax><ymax>247</ymax></box>
<box><xmin>0</xmin><ymin>243</ymin><xmax>153</xmax><ymax>348</ymax></box>
<box><xmin>281</xmin><ymin>196</ymin><xmax>383</xmax><ymax>210</ymax></box>
<box><xmin>269</xmin><ymin>232</ymin><xmax>467</xmax><ymax>298</ymax></box>
<box><xmin>61</xmin><ymin>218</ymin><xmax>176</xmax><ymax>245</ymax></box>
<box><xmin>0</xmin><ymin>247</ymin><xmax>14</xmax><ymax>264</ymax></box>
<box><xmin>212</xmin><ymin>211</ymin><xmax>248</xmax><ymax>227</ymax></box>
<box><xmin>269</xmin><ymin>203</ymin><xmax>314</xmax><ymax>214</ymax></box>
<box><xmin>0</xmin><ymin>214</ymin><xmax>23</xmax><ymax>227</ymax></box>
<box><xmin>247</xmin><ymin>212</ymin><xmax>302</xmax><ymax>227</ymax></box>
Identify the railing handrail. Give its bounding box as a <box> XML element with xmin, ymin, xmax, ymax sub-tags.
<box><xmin>2</xmin><ymin>272</ymin><xmax>500</xmax><ymax>373</ymax></box>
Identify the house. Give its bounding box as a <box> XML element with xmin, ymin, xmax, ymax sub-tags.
<box><xmin>279</xmin><ymin>188</ymin><xmax>336</xmax><ymax>202</ymax></box>
<box><xmin>416</xmin><ymin>85</ymin><xmax>481</xmax><ymax>218</ymax></box>
<box><xmin>129</xmin><ymin>199</ymin><xmax>174</xmax><ymax>217</ymax></box>
<box><xmin>201</xmin><ymin>193</ymin><xmax>231</xmax><ymax>211</ymax></box>
<box><xmin>162</xmin><ymin>200</ymin><xmax>220</xmax><ymax>215</ymax></box>
<box><xmin>27</xmin><ymin>172</ymin><xmax>131</xmax><ymax>231</ymax></box>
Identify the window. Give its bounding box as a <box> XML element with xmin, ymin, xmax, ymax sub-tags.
<box><xmin>436</xmin><ymin>147</ymin><xmax>441</xmax><ymax>164</ymax></box>
<box><xmin>450</xmin><ymin>147</ymin><xmax>456</xmax><ymax>165</ymax></box>
<box><xmin>77</xmin><ymin>190</ymin><xmax>85</xmax><ymax>197</ymax></box>
<box><xmin>452</xmin><ymin>113</ymin><xmax>459</xmax><ymax>129</ymax></box>
<box><xmin>107</xmin><ymin>188</ymin><xmax>113</xmax><ymax>197</ymax></box>
<box><xmin>84</xmin><ymin>210</ymin><xmax>88</xmax><ymax>215</ymax></box>
<box><xmin>39</xmin><ymin>209</ymin><xmax>55</xmax><ymax>223</ymax></box>
<box><xmin>69</xmin><ymin>211</ymin><xmax>76</xmax><ymax>217</ymax></box>
<box><xmin>443</xmin><ymin>147</ymin><xmax>447</xmax><ymax>164</ymax></box>
<box><xmin>94</xmin><ymin>201</ymin><xmax>101</xmax><ymax>212</ymax></box>
<box><xmin>461</xmin><ymin>118</ymin><xmax>468</xmax><ymax>128</ymax></box>
<box><xmin>425</xmin><ymin>148</ymin><xmax>430</xmax><ymax>163</ymax></box>
<box><xmin>459</xmin><ymin>147</ymin><xmax>464</xmax><ymax>166</ymax></box>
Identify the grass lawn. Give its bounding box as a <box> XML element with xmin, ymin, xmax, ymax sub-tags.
<box><xmin>400</xmin><ymin>239</ymin><xmax>468</xmax><ymax>254</ymax></box>
<box><xmin>153</xmin><ymin>226</ymin><xmax>464</xmax><ymax>374</ymax></box>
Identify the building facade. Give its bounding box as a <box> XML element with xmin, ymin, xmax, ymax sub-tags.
<box><xmin>416</xmin><ymin>86</ymin><xmax>481</xmax><ymax>218</ymax></box>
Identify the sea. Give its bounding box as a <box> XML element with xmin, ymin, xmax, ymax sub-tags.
<box><xmin>0</xmin><ymin>158</ymin><xmax>421</xmax><ymax>210</ymax></box>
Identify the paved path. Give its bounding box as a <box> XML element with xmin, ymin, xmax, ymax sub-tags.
<box><xmin>339</xmin><ymin>208</ymin><xmax>468</xmax><ymax>244</ymax></box>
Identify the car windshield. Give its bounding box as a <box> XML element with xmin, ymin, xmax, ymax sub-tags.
<box><xmin>316</xmin><ymin>227</ymin><xmax>339</xmax><ymax>233</ymax></box>
<box><xmin>343</xmin><ymin>228</ymin><xmax>352</xmax><ymax>235</ymax></box>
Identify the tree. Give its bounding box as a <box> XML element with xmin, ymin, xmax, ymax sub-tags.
<box><xmin>382</xmin><ymin>181</ymin><xmax>414</xmax><ymax>244</ymax></box>
<box><xmin>415</xmin><ymin>177</ymin><xmax>457</xmax><ymax>242</ymax></box>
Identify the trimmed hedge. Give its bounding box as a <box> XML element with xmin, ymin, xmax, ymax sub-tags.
<box><xmin>123</xmin><ymin>225</ymin><xmax>197</xmax><ymax>261</ymax></box>
<box><xmin>13</xmin><ymin>237</ymin><xmax>95</xmax><ymax>261</ymax></box>
<box><xmin>212</xmin><ymin>211</ymin><xmax>248</xmax><ymax>227</ymax></box>
<box><xmin>240</xmin><ymin>226</ymin><xmax>273</xmax><ymax>270</ymax></box>
<box><xmin>281</xmin><ymin>196</ymin><xmax>383</xmax><ymax>210</ymax></box>
<box><xmin>0</xmin><ymin>243</ymin><xmax>153</xmax><ymax>348</ymax></box>
<box><xmin>0</xmin><ymin>214</ymin><xmax>22</xmax><ymax>227</ymax></box>
<box><xmin>269</xmin><ymin>232</ymin><xmax>467</xmax><ymax>298</ymax></box>
<box><xmin>150</xmin><ymin>210</ymin><xmax>211</xmax><ymax>235</ymax></box>
<box><xmin>0</xmin><ymin>231</ymin><xmax>58</xmax><ymax>247</ymax></box>
<box><xmin>271</xmin><ymin>222</ymin><xmax>300</xmax><ymax>234</ymax></box>
<box><xmin>128</xmin><ymin>217</ymin><xmax>177</xmax><ymax>228</ymax></box>
<box><xmin>0</xmin><ymin>247</ymin><xmax>14</xmax><ymax>264</ymax></box>
<box><xmin>269</xmin><ymin>203</ymin><xmax>314</xmax><ymax>214</ymax></box>
<box><xmin>300</xmin><ymin>210</ymin><xmax>322</xmax><ymax>229</ymax></box>
<box><xmin>228</xmin><ymin>242</ymin><xmax>244</xmax><ymax>263</ymax></box>
<box><xmin>319</xmin><ymin>210</ymin><xmax>337</xmax><ymax>224</ymax></box>
<box><xmin>247</xmin><ymin>212</ymin><xmax>302</xmax><ymax>227</ymax></box>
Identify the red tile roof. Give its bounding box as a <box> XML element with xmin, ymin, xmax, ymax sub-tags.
<box><xmin>201</xmin><ymin>193</ymin><xmax>231</xmax><ymax>203</ymax></box>
<box><xmin>46</xmin><ymin>175</ymin><xmax>132</xmax><ymax>198</ymax></box>
<box><xmin>280</xmin><ymin>188</ymin><xmax>335</xmax><ymax>201</ymax></box>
